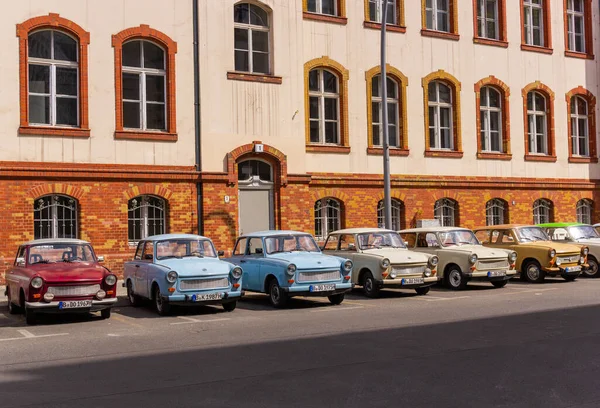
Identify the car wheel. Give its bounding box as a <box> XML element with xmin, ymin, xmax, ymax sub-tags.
<box><xmin>153</xmin><ymin>285</ymin><xmax>171</xmax><ymax>316</ymax></box>
<box><xmin>222</xmin><ymin>301</ymin><xmax>237</xmax><ymax>312</ymax></box>
<box><xmin>415</xmin><ymin>286</ymin><xmax>430</xmax><ymax>296</ymax></box>
<box><xmin>491</xmin><ymin>280</ymin><xmax>508</xmax><ymax>288</ymax></box>
<box><xmin>268</xmin><ymin>279</ymin><xmax>288</xmax><ymax>308</ymax></box>
<box><xmin>362</xmin><ymin>272</ymin><xmax>380</xmax><ymax>298</ymax></box>
<box><xmin>563</xmin><ymin>274</ymin><xmax>578</xmax><ymax>282</ymax></box>
<box><xmin>446</xmin><ymin>265</ymin><xmax>467</xmax><ymax>290</ymax></box>
<box><xmin>327</xmin><ymin>294</ymin><xmax>345</xmax><ymax>305</ymax></box>
<box><xmin>100</xmin><ymin>309</ymin><xmax>111</xmax><ymax>319</ymax></box>
<box><xmin>25</xmin><ymin>307</ymin><xmax>37</xmax><ymax>325</ymax></box>
<box><xmin>583</xmin><ymin>256</ymin><xmax>599</xmax><ymax>278</ymax></box>
<box><xmin>524</xmin><ymin>260</ymin><xmax>545</xmax><ymax>283</ymax></box>
<box><xmin>127</xmin><ymin>280</ymin><xmax>141</xmax><ymax>307</ymax></box>
<box><xmin>7</xmin><ymin>288</ymin><xmax>21</xmax><ymax>315</ymax></box>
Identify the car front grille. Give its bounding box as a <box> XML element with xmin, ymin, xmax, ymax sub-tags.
<box><xmin>297</xmin><ymin>270</ymin><xmax>340</xmax><ymax>283</ymax></box>
<box><xmin>477</xmin><ymin>260</ymin><xmax>509</xmax><ymax>270</ymax></box>
<box><xmin>392</xmin><ymin>265</ymin><xmax>426</xmax><ymax>275</ymax></box>
<box><xmin>558</xmin><ymin>255</ymin><xmax>580</xmax><ymax>264</ymax></box>
<box><xmin>179</xmin><ymin>277</ymin><xmax>229</xmax><ymax>291</ymax></box>
<box><xmin>47</xmin><ymin>284</ymin><xmax>100</xmax><ymax>297</ymax></box>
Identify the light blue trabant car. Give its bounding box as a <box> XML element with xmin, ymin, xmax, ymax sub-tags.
<box><xmin>123</xmin><ymin>234</ymin><xmax>243</xmax><ymax>315</ymax></box>
<box><xmin>225</xmin><ymin>231</ymin><xmax>353</xmax><ymax>308</ymax></box>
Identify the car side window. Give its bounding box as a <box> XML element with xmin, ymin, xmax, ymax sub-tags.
<box><xmin>142</xmin><ymin>242</ymin><xmax>154</xmax><ymax>260</ymax></box>
<box><xmin>14</xmin><ymin>246</ymin><xmax>25</xmax><ymax>265</ymax></box>
<box><xmin>134</xmin><ymin>242</ymin><xmax>144</xmax><ymax>260</ymax></box>
<box><xmin>401</xmin><ymin>233</ymin><xmax>416</xmax><ymax>248</ymax></box>
<box><xmin>550</xmin><ymin>228</ymin><xmax>569</xmax><ymax>241</ymax></box>
<box><xmin>474</xmin><ymin>230</ymin><xmax>490</xmax><ymax>244</ymax></box>
<box><xmin>339</xmin><ymin>234</ymin><xmax>356</xmax><ymax>251</ymax></box>
<box><xmin>425</xmin><ymin>233</ymin><xmax>439</xmax><ymax>248</ymax></box>
<box><xmin>233</xmin><ymin>238</ymin><xmax>248</xmax><ymax>256</ymax></box>
<box><xmin>500</xmin><ymin>231</ymin><xmax>515</xmax><ymax>244</ymax></box>
<box><xmin>490</xmin><ymin>230</ymin><xmax>503</xmax><ymax>244</ymax></box>
<box><xmin>247</xmin><ymin>238</ymin><xmax>264</xmax><ymax>256</ymax></box>
<box><xmin>324</xmin><ymin>235</ymin><xmax>339</xmax><ymax>250</ymax></box>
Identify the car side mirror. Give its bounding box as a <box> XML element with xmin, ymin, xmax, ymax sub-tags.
<box><xmin>97</xmin><ymin>256</ymin><xmax>105</xmax><ymax>263</ymax></box>
<box><xmin>16</xmin><ymin>257</ymin><xmax>25</xmax><ymax>267</ymax></box>
<box><xmin>218</xmin><ymin>250</ymin><xmax>225</xmax><ymax>257</ymax></box>
<box><xmin>255</xmin><ymin>248</ymin><xmax>263</xmax><ymax>254</ymax></box>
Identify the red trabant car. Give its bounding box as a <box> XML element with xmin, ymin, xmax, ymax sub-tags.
<box><xmin>4</xmin><ymin>239</ymin><xmax>118</xmax><ymax>325</ymax></box>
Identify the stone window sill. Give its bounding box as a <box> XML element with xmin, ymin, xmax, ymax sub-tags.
<box><xmin>19</xmin><ymin>126</ymin><xmax>91</xmax><ymax>138</ymax></box>
<box><xmin>227</xmin><ymin>71</ymin><xmax>283</xmax><ymax>84</ymax></box>
<box><xmin>424</xmin><ymin>150</ymin><xmax>464</xmax><ymax>158</ymax></box>
<box><xmin>115</xmin><ymin>131</ymin><xmax>178</xmax><ymax>142</ymax></box>
<box><xmin>524</xmin><ymin>154</ymin><xmax>557</xmax><ymax>162</ymax></box>
<box><xmin>367</xmin><ymin>147</ymin><xmax>409</xmax><ymax>156</ymax></box>
<box><xmin>421</xmin><ymin>29</ymin><xmax>460</xmax><ymax>41</ymax></box>
<box><xmin>569</xmin><ymin>156</ymin><xmax>598</xmax><ymax>163</ymax></box>
<box><xmin>473</xmin><ymin>37</ymin><xmax>508</xmax><ymax>48</ymax></box>
<box><xmin>521</xmin><ymin>44</ymin><xmax>553</xmax><ymax>54</ymax></box>
<box><xmin>306</xmin><ymin>145</ymin><xmax>351</xmax><ymax>154</ymax></box>
<box><xmin>477</xmin><ymin>152</ymin><xmax>512</xmax><ymax>161</ymax></box>
<box><xmin>363</xmin><ymin>21</ymin><xmax>406</xmax><ymax>33</ymax></box>
<box><xmin>302</xmin><ymin>12</ymin><xmax>347</xmax><ymax>25</ymax></box>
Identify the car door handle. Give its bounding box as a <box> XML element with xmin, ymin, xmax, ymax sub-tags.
<box><xmin>240</xmin><ymin>260</ymin><xmax>247</xmax><ymax>263</ymax></box>
<box><xmin>135</xmin><ymin>265</ymin><xmax>140</xmax><ymax>268</ymax></box>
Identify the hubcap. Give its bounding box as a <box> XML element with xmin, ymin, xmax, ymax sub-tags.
<box><xmin>585</xmin><ymin>260</ymin><xmax>598</xmax><ymax>276</ymax></box>
<box><xmin>365</xmin><ymin>278</ymin><xmax>373</xmax><ymax>293</ymax></box>
<box><xmin>449</xmin><ymin>270</ymin><xmax>461</xmax><ymax>287</ymax></box>
<box><xmin>527</xmin><ymin>265</ymin><xmax>540</xmax><ymax>280</ymax></box>
<box><xmin>271</xmin><ymin>285</ymin><xmax>280</xmax><ymax>303</ymax></box>
<box><xmin>155</xmin><ymin>289</ymin><xmax>163</xmax><ymax>311</ymax></box>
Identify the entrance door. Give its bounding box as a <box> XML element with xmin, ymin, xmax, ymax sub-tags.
<box><xmin>238</xmin><ymin>160</ymin><xmax>274</xmax><ymax>235</ymax></box>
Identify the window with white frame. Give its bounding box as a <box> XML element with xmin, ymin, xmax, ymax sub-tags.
<box><xmin>527</xmin><ymin>91</ymin><xmax>548</xmax><ymax>154</ymax></box>
<box><xmin>28</xmin><ymin>30</ymin><xmax>79</xmax><ymax>127</ymax></box>
<box><xmin>307</xmin><ymin>0</ymin><xmax>338</xmax><ymax>16</ymax></box>
<box><xmin>34</xmin><ymin>195</ymin><xmax>78</xmax><ymax>239</ymax></box>
<box><xmin>369</xmin><ymin>0</ymin><xmax>396</xmax><ymax>24</ymax></box>
<box><xmin>377</xmin><ymin>199</ymin><xmax>404</xmax><ymax>230</ymax></box>
<box><xmin>477</xmin><ymin>0</ymin><xmax>499</xmax><ymax>39</ymax></box>
<box><xmin>314</xmin><ymin>198</ymin><xmax>341</xmax><ymax>240</ymax></box>
<box><xmin>486</xmin><ymin>199</ymin><xmax>506</xmax><ymax>226</ymax></box>
<box><xmin>571</xmin><ymin>96</ymin><xmax>589</xmax><ymax>157</ymax></box>
<box><xmin>309</xmin><ymin>69</ymin><xmax>340</xmax><ymax>145</ymax></box>
<box><xmin>428</xmin><ymin>81</ymin><xmax>453</xmax><ymax>150</ymax></box>
<box><xmin>122</xmin><ymin>40</ymin><xmax>167</xmax><ymax>131</ymax></box>
<box><xmin>523</xmin><ymin>0</ymin><xmax>544</xmax><ymax>46</ymax></box>
<box><xmin>372</xmin><ymin>74</ymin><xmax>399</xmax><ymax>147</ymax></box>
<box><xmin>566</xmin><ymin>0</ymin><xmax>585</xmax><ymax>52</ymax></box>
<box><xmin>480</xmin><ymin>86</ymin><xmax>502</xmax><ymax>153</ymax></box>
<box><xmin>576</xmin><ymin>199</ymin><xmax>593</xmax><ymax>224</ymax></box>
<box><xmin>434</xmin><ymin>198</ymin><xmax>457</xmax><ymax>227</ymax></box>
<box><xmin>533</xmin><ymin>198</ymin><xmax>552</xmax><ymax>224</ymax></box>
<box><xmin>425</xmin><ymin>0</ymin><xmax>450</xmax><ymax>32</ymax></box>
<box><xmin>234</xmin><ymin>3</ymin><xmax>270</xmax><ymax>74</ymax></box>
<box><xmin>128</xmin><ymin>195</ymin><xmax>166</xmax><ymax>242</ymax></box>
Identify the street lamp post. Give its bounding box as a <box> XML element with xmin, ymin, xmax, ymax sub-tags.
<box><xmin>380</xmin><ymin>0</ymin><xmax>392</xmax><ymax>230</ymax></box>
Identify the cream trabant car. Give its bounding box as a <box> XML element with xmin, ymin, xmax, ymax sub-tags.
<box><xmin>322</xmin><ymin>228</ymin><xmax>439</xmax><ymax>297</ymax></box>
<box><xmin>399</xmin><ymin>227</ymin><xmax>517</xmax><ymax>290</ymax></box>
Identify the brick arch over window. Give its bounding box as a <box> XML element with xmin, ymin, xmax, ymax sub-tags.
<box><xmin>304</xmin><ymin>56</ymin><xmax>350</xmax><ymax>153</ymax></box>
<box><xmin>27</xmin><ymin>183</ymin><xmax>85</xmax><ymax>201</ymax></box>
<box><xmin>112</xmin><ymin>25</ymin><xmax>177</xmax><ymax>141</ymax></box>
<box><xmin>365</xmin><ymin>64</ymin><xmax>409</xmax><ymax>156</ymax></box>
<box><xmin>474</xmin><ymin>76</ymin><xmax>511</xmax><ymax>160</ymax></box>
<box><xmin>522</xmin><ymin>81</ymin><xmax>556</xmax><ymax>162</ymax></box>
<box><xmin>566</xmin><ymin>86</ymin><xmax>597</xmax><ymax>163</ymax></box>
<box><xmin>309</xmin><ymin>189</ymin><xmax>350</xmax><ymax>204</ymax></box>
<box><xmin>16</xmin><ymin>13</ymin><xmax>90</xmax><ymax>137</ymax></box>
<box><xmin>226</xmin><ymin>141</ymin><xmax>288</xmax><ymax>186</ymax></box>
<box><xmin>122</xmin><ymin>185</ymin><xmax>174</xmax><ymax>201</ymax></box>
<box><xmin>422</xmin><ymin>70</ymin><xmax>463</xmax><ymax>158</ymax></box>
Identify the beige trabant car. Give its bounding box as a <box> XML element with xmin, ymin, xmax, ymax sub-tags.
<box><xmin>399</xmin><ymin>227</ymin><xmax>517</xmax><ymax>290</ymax></box>
<box><xmin>473</xmin><ymin>224</ymin><xmax>587</xmax><ymax>283</ymax></box>
<box><xmin>322</xmin><ymin>228</ymin><xmax>440</xmax><ymax>297</ymax></box>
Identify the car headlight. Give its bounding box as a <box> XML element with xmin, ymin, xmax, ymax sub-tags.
<box><xmin>580</xmin><ymin>256</ymin><xmax>585</xmax><ymax>264</ymax></box>
<box><xmin>469</xmin><ymin>254</ymin><xmax>478</xmax><ymax>264</ymax></box>
<box><xmin>424</xmin><ymin>269</ymin><xmax>432</xmax><ymax>277</ymax></box>
<box><xmin>231</xmin><ymin>267</ymin><xmax>243</xmax><ymax>280</ymax></box>
<box><xmin>582</xmin><ymin>247</ymin><xmax>589</xmax><ymax>256</ymax></box>
<box><xmin>429</xmin><ymin>256</ymin><xmax>439</xmax><ymax>267</ymax></box>
<box><xmin>343</xmin><ymin>260</ymin><xmax>353</xmax><ymax>273</ymax></box>
<box><xmin>549</xmin><ymin>249</ymin><xmax>556</xmax><ymax>258</ymax></box>
<box><xmin>30</xmin><ymin>277</ymin><xmax>43</xmax><ymax>289</ymax></box>
<box><xmin>166</xmin><ymin>270</ymin><xmax>178</xmax><ymax>283</ymax></box>
<box><xmin>381</xmin><ymin>258</ymin><xmax>390</xmax><ymax>269</ymax></box>
<box><xmin>509</xmin><ymin>252</ymin><xmax>518</xmax><ymax>262</ymax></box>
<box><xmin>105</xmin><ymin>274</ymin><xmax>117</xmax><ymax>286</ymax></box>
<box><xmin>287</xmin><ymin>264</ymin><xmax>297</xmax><ymax>276</ymax></box>
<box><xmin>556</xmin><ymin>258</ymin><xmax>562</xmax><ymax>266</ymax></box>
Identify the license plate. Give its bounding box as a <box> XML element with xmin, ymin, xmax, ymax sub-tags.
<box><xmin>487</xmin><ymin>271</ymin><xmax>506</xmax><ymax>277</ymax></box>
<box><xmin>58</xmin><ymin>300</ymin><xmax>93</xmax><ymax>309</ymax></box>
<box><xmin>565</xmin><ymin>266</ymin><xmax>581</xmax><ymax>273</ymax></box>
<box><xmin>193</xmin><ymin>293</ymin><xmax>222</xmax><ymax>301</ymax></box>
<box><xmin>309</xmin><ymin>284</ymin><xmax>336</xmax><ymax>292</ymax></box>
<box><xmin>401</xmin><ymin>278</ymin><xmax>425</xmax><ymax>285</ymax></box>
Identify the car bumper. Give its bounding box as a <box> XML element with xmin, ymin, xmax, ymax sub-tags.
<box><xmin>162</xmin><ymin>291</ymin><xmax>244</xmax><ymax>306</ymax></box>
<box><xmin>542</xmin><ymin>265</ymin><xmax>583</xmax><ymax>276</ymax></box>
<box><xmin>25</xmin><ymin>297</ymin><xmax>117</xmax><ymax>313</ymax></box>
<box><xmin>379</xmin><ymin>276</ymin><xmax>440</xmax><ymax>289</ymax></box>
<box><xmin>282</xmin><ymin>282</ymin><xmax>353</xmax><ymax>297</ymax></box>
<box><xmin>464</xmin><ymin>270</ymin><xmax>517</xmax><ymax>282</ymax></box>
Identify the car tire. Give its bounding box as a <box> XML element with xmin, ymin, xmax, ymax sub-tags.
<box><xmin>7</xmin><ymin>288</ymin><xmax>21</xmax><ymax>315</ymax></box>
<box><xmin>415</xmin><ymin>286</ymin><xmax>430</xmax><ymax>296</ymax></box>
<box><xmin>25</xmin><ymin>307</ymin><xmax>37</xmax><ymax>325</ymax></box>
<box><xmin>563</xmin><ymin>274</ymin><xmax>578</xmax><ymax>282</ymax></box>
<box><xmin>524</xmin><ymin>260</ymin><xmax>545</xmax><ymax>283</ymax></box>
<box><xmin>362</xmin><ymin>272</ymin><xmax>380</xmax><ymax>298</ymax></box>
<box><xmin>268</xmin><ymin>279</ymin><xmax>288</xmax><ymax>308</ymax></box>
<box><xmin>446</xmin><ymin>265</ymin><xmax>467</xmax><ymax>290</ymax></box>
<box><xmin>327</xmin><ymin>294</ymin><xmax>345</xmax><ymax>305</ymax></box>
<box><xmin>153</xmin><ymin>285</ymin><xmax>171</xmax><ymax>316</ymax></box>
<box><xmin>127</xmin><ymin>280</ymin><xmax>141</xmax><ymax>307</ymax></box>
<box><xmin>101</xmin><ymin>309</ymin><xmax>111</xmax><ymax>319</ymax></box>
<box><xmin>222</xmin><ymin>301</ymin><xmax>237</xmax><ymax>312</ymax></box>
<box><xmin>583</xmin><ymin>256</ymin><xmax>599</xmax><ymax>278</ymax></box>
<box><xmin>491</xmin><ymin>280</ymin><xmax>508</xmax><ymax>288</ymax></box>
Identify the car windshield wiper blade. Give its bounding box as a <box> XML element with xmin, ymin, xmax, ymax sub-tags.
<box><xmin>183</xmin><ymin>254</ymin><xmax>204</xmax><ymax>258</ymax></box>
<box><xmin>31</xmin><ymin>259</ymin><xmax>51</xmax><ymax>264</ymax></box>
<box><xmin>159</xmin><ymin>255</ymin><xmax>180</xmax><ymax>260</ymax></box>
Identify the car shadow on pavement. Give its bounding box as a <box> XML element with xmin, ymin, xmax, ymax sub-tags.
<box><xmin>237</xmin><ymin>293</ymin><xmax>340</xmax><ymax>312</ymax></box>
<box><xmin>115</xmin><ymin>297</ymin><xmax>234</xmax><ymax>319</ymax></box>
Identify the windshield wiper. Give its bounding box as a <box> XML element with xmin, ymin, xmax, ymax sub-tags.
<box><xmin>183</xmin><ymin>253</ymin><xmax>204</xmax><ymax>258</ymax></box>
<box><xmin>31</xmin><ymin>259</ymin><xmax>51</xmax><ymax>265</ymax></box>
<box><xmin>159</xmin><ymin>255</ymin><xmax>181</xmax><ymax>260</ymax></box>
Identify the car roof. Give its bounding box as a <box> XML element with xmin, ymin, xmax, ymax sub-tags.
<box><xmin>142</xmin><ymin>233</ymin><xmax>211</xmax><ymax>241</ymax></box>
<box><xmin>473</xmin><ymin>224</ymin><xmax>534</xmax><ymax>230</ymax></box>
<box><xmin>399</xmin><ymin>227</ymin><xmax>471</xmax><ymax>233</ymax></box>
<box><xmin>537</xmin><ymin>222</ymin><xmax>587</xmax><ymax>228</ymax></box>
<box><xmin>238</xmin><ymin>230</ymin><xmax>312</xmax><ymax>238</ymax></box>
<box><xmin>23</xmin><ymin>238</ymin><xmax>90</xmax><ymax>246</ymax></box>
<box><xmin>328</xmin><ymin>228</ymin><xmax>397</xmax><ymax>234</ymax></box>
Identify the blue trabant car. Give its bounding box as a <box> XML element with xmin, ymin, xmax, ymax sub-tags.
<box><xmin>123</xmin><ymin>234</ymin><xmax>243</xmax><ymax>315</ymax></box>
<box><xmin>225</xmin><ymin>231</ymin><xmax>353</xmax><ymax>308</ymax></box>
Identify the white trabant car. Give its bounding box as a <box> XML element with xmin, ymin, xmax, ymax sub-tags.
<box><xmin>399</xmin><ymin>227</ymin><xmax>517</xmax><ymax>290</ymax></box>
<box><xmin>322</xmin><ymin>228</ymin><xmax>439</xmax><ymax>297</ymax></box>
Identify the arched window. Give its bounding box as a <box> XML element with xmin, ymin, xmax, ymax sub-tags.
<box><xmin>527</xmin><ymin>91</ymin><xmax>548</xmax><ymax>154</ymax></box>
<box><xmin>309</xmin><ymin>68</ymin><xmax>340</xmax><ymax>145</ymax></box>
<box><xmin>377</xmin><ymin>199</ymin><xmax>404</xmax><ymax>230</ymax></box>
<box><xmin>371</xmin><ymin>74</ymin><xmax>400</xmax><ymax>148</ymax></box>
<box><xmin>314</xmin><ymin>198</ymin><xmax>341</xmax><ymax>240</ymax></box>
<box><xmin>570</xmin><ymin>95</ymin><xmax>589</xmax><ymax>157</ymax></box>
<box><xmin>533</xmin><ymin>198</ymin><xmax>553</xmax><ymax>224</ymax></box>
<box><xmin>480</xmin><ymin>86</ymin><xmax>503</xmax><ymax>153</ymax></box>
<box><xmin>428</xmin><ymin>81</ymin><xmax>453</xmax><ymax>150</ymax></box>
<box><xmin>486</xmin><ymin>199</ymin><xmax>507</xmax><ymax>226</ymax></box>
<box><xmin>128</xmin><ymin>195</ymin><xmax>166</xmax><ymax>242</ymax></box>
<box><xmin>434</xmin><ymin>198</ymin><xmax>457</xmax><ymax>227</ymax></box>
<box><xmin>238</xmin><ymin>159</ymin><xmax>272</xmax><ymax>182</ymax></box>
<box><xmin>234</xmin><ymin>2</ymin><xmax>270</xmax><ymax>75</ymax></box>
<box><xmin>576</xmin><ymin>199</ymin><xmax>593</xmax><ymax>224</ymax></box>
<box><xmin>34</xmin><ymin>195</ymin><xmax>78</xmax><ymax>239</ymax></box>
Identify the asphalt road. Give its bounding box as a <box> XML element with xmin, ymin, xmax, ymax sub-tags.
<box><xmin>0</xmin><ymin>278</ymin><xmax>599</xmax><ymax>408</ymax></box>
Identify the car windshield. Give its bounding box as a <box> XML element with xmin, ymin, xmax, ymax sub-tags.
<box><xmin>156</xmin><ymin>239</ymin><xmax>217</xmax><ymax>260</ymax></box>
<box><xmin>357</xmin><ymin>232</ymin><xmax>406</xmax><ymax>249</ymax></box>
<box><xmin>568</xmin><ymin>225</ymin><xmax>600</xmax><ymax>240</ymax></box>
<box><xmin>28</xmin><ymin>243</ymin><xmax>96</xmax><ymax>265</ymax></box>
<box><xmin>438</xmin><ymin>230</ymin><xmax>480</xmax><ymax>247</ymax></box>
<box><xmin>516</xmin><ymin>227</ymin><xmax>550</xmax><ymax>242</ymax></box>
<box><xmin>265</xmin><ymin>235</ymin><xmax>320</xmax><ymax>254</ymax></box>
